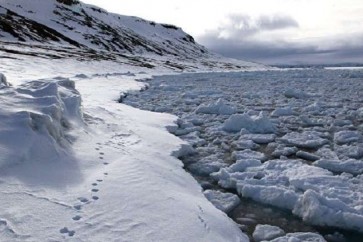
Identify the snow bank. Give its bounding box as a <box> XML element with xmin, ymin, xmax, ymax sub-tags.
<box><xmin>222</xmin><ymin>112</ymin><xmax>276</xmax><ymax>133</ymax></box>
<box><xmin>195</xmin><ymin>98</ymin><xmax>236</xmax><ymax>115</ymax></box>
<box><xmin>0</xmin><ymin>73</ymin><xmax>11</xmax><ymax>87</ymax></box>
<box><xmin>0</xmin><ymin>74</ymin><xmax>83</xmax><ymax>167</ymax></box>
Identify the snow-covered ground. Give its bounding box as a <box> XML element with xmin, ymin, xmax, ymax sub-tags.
<box><xmin>124</xmin><ymin>69</ymin><xmax>363</xmax><ymax>241</ymax></box>
<box><xmin>0</xmin><ymin>54</ymin><xmax>250</xmax><ymax>241</ymax></box>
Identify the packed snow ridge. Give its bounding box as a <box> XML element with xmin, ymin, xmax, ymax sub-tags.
<box><xmin>0</xmin><ymin>74</ymin><xmax>83</xmax><ymax>167</ymax></box>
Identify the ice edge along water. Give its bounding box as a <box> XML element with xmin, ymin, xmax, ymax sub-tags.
<box><xmin>0</xmin><ymin>57</ymin><xmax>249</xmax><ymax>242</ymax></box>
<box><xmin>122</xmin><ymin>70</ymin><xmax>363</xmax><ymax>241</ymax></box>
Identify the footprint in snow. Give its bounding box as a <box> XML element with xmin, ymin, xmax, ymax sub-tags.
<box><xmin>92</xmin><ymin>196</ymin><xmax>99</xmax><ymax>200</ymax></box>
<box><xmin>96</xmin><ymin>179</ymin><xmax>103</xmax><ymax>182</ymax></box>
<box><xmin>103</xmin><ymin>162</ymin><xmax>109</xmax><ymax>165</ymax></box>
<box><xmin>78</xmin><ymin>197</ymin><xmax>89</xmax><ymax>203</ymax></box>
<box><xmin>92</xmin><ymin>183</ymin><xmax>98</xmax><ymax>186</ymax></box>
<box><xmin>73</xmin><ymin>205</ymin><xmax>82</xmax><ymax>211</ymax></box>
<box><xmin>99</xmin><ymin>156</ymin><xmax>104</xmax><ymax>160</ymax></box>
<box><xmin>104</xmin><ymin>172</ymin><xmax>108</xmax><ymax>176</ymax></box>
<box><xmin>60</xmin><ymin>227</ymin><xmax>75</xmax><ymax>237</ymax></box>
<box><xmin>72</xmin><ymin>215</ymin><xmax>82</xmax><ymax>221</ymax></box>
<box><xmin>91</xmin><ymin>188</ymin><xmax>99</xmax><ymax>192</ymax></box>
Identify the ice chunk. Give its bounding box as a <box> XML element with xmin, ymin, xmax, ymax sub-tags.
<box><xmin>171</xmin><ymin>143</ymin><xmax>196</xmax><ymax>158</ymax></box>
<box><xmin>228</xmin><ymin>159</ymin><xmax>262</xmax><ymax>173</ymax></box>
<box><xmin>232</xmin><ymin>150</ymin><xmax>267</xmax><ymax>161</ymax></box>
<box><xmin>293</xmin><ymin>189</ymin><xmax>363</xmax><ymax>232</ymax></box>
<box><xmin>272</xmin><ymin>145</ymin><xmax>298</xmax><ymax>158</ymax></box>
<box><xmin>188</xmin><ymin>161</ymin><xmax>226</xmax><ymax>176</ymax></box>
<box><xmin>284</xmin><ymin>89</ymin><xmax>310</xmax><ymax>99</ymax></box>
<box><xmin>334</xmin><ymin>131</ymin><xmax>361</xmax><ymax>145</ymax></box>
<box><xmin>335</xmin><ymin>145</ymin><xmax>363</xmax><ymax>159</ymax></box>
<box><xmin>223</xmin><ymin>112</ymin><xmax>276</xmax><ymax>133</ymax></box>
<box><xmin>238</xmin><ymin>184</ymin><xmax>299</xmax><ymax>210</ymax></box>
<box><xmin>240</xmin><ymin>134</ymin><xmax>276</xmax><ymax>144</ymax></box>
<box><xmin>195</xmin><ymin>98</ymin><xmax>235</xmax><ymax>115</ymax></box>
<box><xmin>203</xmin><ymin>190</ymin><xmax>241</xmax><ymax>213</ymax></box>
<box><xmin>252</xmin><ymin>224</ymin><xmax>285</xmax><ymax>241</ymax></box>
<box><xmin>232</xmin><ymin>139</ymin><xmax>260</xmax><ymax>150</ymax></box>
<box><xmin>296</xmin><ymin>151</ymin><xmax>320</xmax><ymax>161</ymax></box>
<box><xmin>313</xmin><ymin>159</ymin><xmax>363</xmax><ymax>175</ymax></box>
<box><xmin>269</xmin><ymin>232</ymin><xmax>326</xmax><ymax>242</ymax></box>
<box><xmin>271</xmin><ymin>107</ymin><xmax>295</xmax><ymax>117</ymax></box>
<box><xmin>280</xmin><ymin>131</ymin><xmax>328</xmax><ymax>149</ymax></box>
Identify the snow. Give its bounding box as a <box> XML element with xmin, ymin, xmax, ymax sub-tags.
<box><xmin>252</xmin><ymin>224</ymin><xmax>285</xmax><ymax>241</ymax></box>
<box><xmin>0</xmin><ymin>54</ymin><xmax>250</xmax><ymax>241</ymax></box>
<box><xmin>0</xmin><ymin>78</ymin><xmax>83</xmax><ymax>168</ymax></box>
<box><xmin>0</xmin><ymin>0</ymin><xmax>269</xmax><ymax>71</ymax></box>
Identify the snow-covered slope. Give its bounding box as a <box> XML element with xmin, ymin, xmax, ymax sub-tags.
<box><xmin>0</xmin><ymin>0</ymin><xmax>266</xmax><ymax>71</ymax></box>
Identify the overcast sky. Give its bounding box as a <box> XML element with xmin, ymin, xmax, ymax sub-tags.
<box><xmin>82</xmin><ymin>0</ymin><xmax>363</xmax><ymax>65</ymax></box>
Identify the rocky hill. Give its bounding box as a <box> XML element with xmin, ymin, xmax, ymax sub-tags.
<box><xmin>0</xmin><ymin>0</ymin><xmax>266</xmax><ymax>70</ymax></box>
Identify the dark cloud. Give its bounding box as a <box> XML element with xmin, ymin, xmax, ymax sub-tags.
<box><xmin>202</xmin><ymin>36</ymin><xmax>363</xmax><ymax>64</ymax></box>
<box><xmin>197</xmin><ymin>14</ymin><xmax>363</xmax><ymax>65</ymax></box>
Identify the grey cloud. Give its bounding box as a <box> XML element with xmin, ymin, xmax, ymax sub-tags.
<box><xmin>203</xmin><ymin>37</ymin><xmax>363</xmax><ymax>64</ymax></box>
<box><xmin>218</xmin><ymin>14</ymin><xmax>299</xmax><ymax>38</ymax></box>
<box><xmin>198</xmin><ymin>15</ymin><xmax>363</xmax><ymax>65</ymax></box>
<box><xmin>257</xmin><ymin>15</ymin><xmax>299</xmax><ymax>30</ymax></box>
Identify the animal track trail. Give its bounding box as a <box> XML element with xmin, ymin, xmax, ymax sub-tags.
<box><xmin>59</xmin><ymin>142</ymin><xmax>110</xmax><ymax>237</ymax></box>
<box><xmin>197</xmin><ymin>205</ymin><xmax>210</xmax><ymax>232</ymax></box>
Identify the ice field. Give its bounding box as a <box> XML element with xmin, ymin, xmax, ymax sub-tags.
<box><xmin>124</xmin><ymin>69</ymin><xmax>363</xmax><ymax>241</ymax></box>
